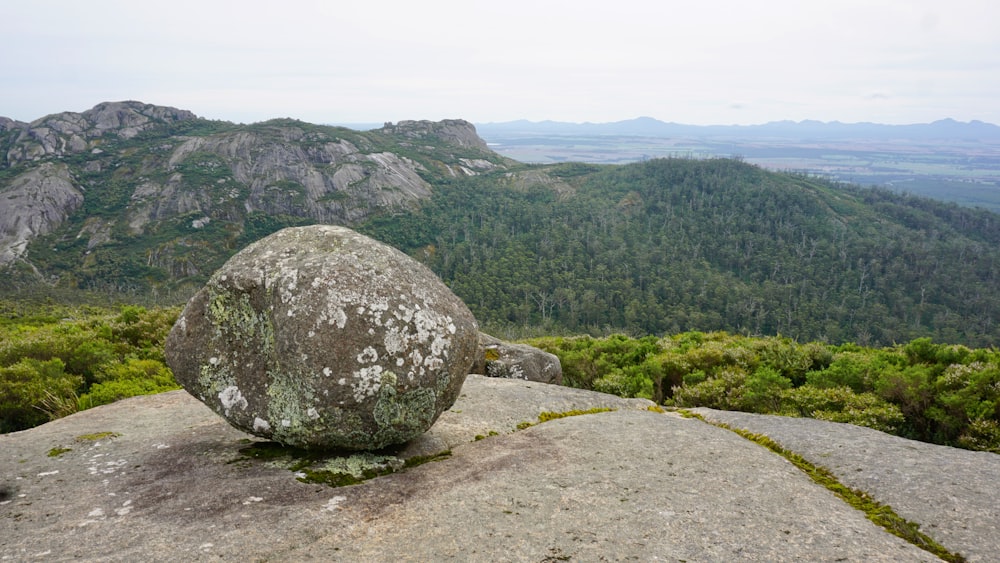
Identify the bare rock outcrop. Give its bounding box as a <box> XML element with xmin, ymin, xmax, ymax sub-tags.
<box><xmin>123</xmin><ymin>129</ymin><xmax>434</xmax><ymax>232</ymax></box>
<box><xmin>0</xmin><ymin>378</ymin><xmax>965</xmax><ymax>561</ymax></box>
<box><xmin>165</xmin><ymin>225</ymin><xmax>479</xmax><ymax>450</ymax></box>
<box><xmin>474</xmin><ymin>332</ymin><xmax>563</xmax><ymax>384</ymax></box>
<box><xmin>0</xmin><ymin>163</ymin><xmax>83</xmax><ymax>266</ymax></box>
<box><xmin>379</xmin><ymin>119</ymin><xmax>489</xmax><ymax>151</ymax></box>
<box><xmin>4</xmin><ymin>101</ymin><xmax>196</xmax><ymax>165</ymax></box>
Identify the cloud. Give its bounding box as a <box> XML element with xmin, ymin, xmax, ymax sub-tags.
<box><xmin>865</xmin><ymin>92</ymin><xmax>892</xmax><ymax>101</ymax></box>
<box><xmin>3</xmin><ymin>0</ymin><xmax>1000</xmax><ymax>125</ymax></box>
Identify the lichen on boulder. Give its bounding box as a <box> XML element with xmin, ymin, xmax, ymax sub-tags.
<box><xmin>165</xmin><ymin>225</ymin><xmax>479</xmax><ymax>450</ymax></box>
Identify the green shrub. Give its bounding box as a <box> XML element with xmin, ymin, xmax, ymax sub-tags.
<box><xmin>0</xmin><ymin>305</ymin><xmax>181</xmax><ymax>432</ymax></box>
<box><xmin>752</xmin><ymin>338</ymin><xmax>821</xmax><ymax>385</ymax></box>
<box><xmin>957</xmin><ymin>419</ymin><xmax>1000</xmax><ymax>453</ymax></box>
<box><xmin>737</xmin><ymin>366</ymin><xmax>792</xmax><ymax>413</ymax></box>
<box><xmin>806</xmin><ymin>351</ymin><xmax>887</xmax><ymax>393</ymax></box>
<box><xmin>682</xmin><ymin>369</ymin><xmax>707</xmax><ymax>387</ymax></box>
<box><xmin>525</xmin><ymin>332</ymin><xmax>1000</xmax><ymax>452</ymax></box>
<box><xmin>672</xmin><ymin>367</ymin><xmax>748</xmax><ymax>410</ymax></box>
<box><xmin>780</xmin><ymin>386</ymin><xmax>904</xmax><ymax>433</ymax></box>
<box><xmin>78</xmin><ymin>359</ymin><xmax>179</xmax><ymax>409</ymax></box>
<box><xmin>0</xmin><ymin>358</ymin><xmax>83</xmax><ymax>432</ymax></box>
<box><xmin>875</xmin><ymin>364</ymin><xmax>936</xmax><ymax>439</ymax></box>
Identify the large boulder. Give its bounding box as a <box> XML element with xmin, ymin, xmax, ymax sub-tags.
<box><xmin>165</xmin><ymin>225</ymin><xmax>479</xmax><ymax>450</ymax></box>
<box><xmin>473</xmin><ymin>333</ymin><xmax>563</xmax><ymax>384</ymax></box>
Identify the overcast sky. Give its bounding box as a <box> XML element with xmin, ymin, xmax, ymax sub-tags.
<box><xmin>4</xmin><ymin>0</ymin><xmax>998</xmax><ymax>126</ymax></box>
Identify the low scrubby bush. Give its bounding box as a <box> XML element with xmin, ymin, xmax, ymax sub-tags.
<box><xmin>527</xmin><ymin>331</ymin><xmax>1000</xmax><ymax>452</ymax></box>
<box><xmin>0</xmin><ymin>304</ymin><xmax>180</xmax><ymax>432</ymax></box>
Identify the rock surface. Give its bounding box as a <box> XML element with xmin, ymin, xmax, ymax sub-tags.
<box><xmin>692</xmin><ymin>407</ymin><xmax>1000</xmax><ymax>563</ymax></box>
<box><xmin>474</xmin><ymin>332</ymin><xmax>563</xmax><ymax>384</ymax></box>
<box><xmin>4</xmin><ymin>101</ymin><xmax>196</xmax><ymax>165</ymax></box>
<box><xmin>165</xmin><ymin>225</ymin><xmax>479</xmax><ymax>450</ymax></box>
<box><xmin>378</xmin><ymin>119</ymin><xmax>489</xmax><ymax>151</ymax></box>
<box><xmin>3</xmin><ymin>376</ymin><xmax>989</xmax><ymax>561</ymax></box>
<box><xmin>0</xmin><ymin>163</ymin><xmax>84</xmax><ymax>266</ymax></box>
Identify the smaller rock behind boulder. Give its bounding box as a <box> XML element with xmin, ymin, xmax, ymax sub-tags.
<box><xmin>473</xmin><ymin>333</ymin><xmax>562</xmax><ymax>385</ymax></box>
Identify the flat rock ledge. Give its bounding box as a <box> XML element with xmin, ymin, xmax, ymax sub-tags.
<box><xmin>690</xmin><ymin>408</ymin><xmax>1000</xmax><ymax>563</ymax></box>
<box><xmin>1</xmin><ymin>377</ymin><xmax>992</xmax><ymax>561</ymax></box>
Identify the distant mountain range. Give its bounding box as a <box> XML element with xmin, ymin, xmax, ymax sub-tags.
<box><xmin>476</xmin><ymin>117</ymin><xmax>1000</xmax><ymax>143</ymax></box>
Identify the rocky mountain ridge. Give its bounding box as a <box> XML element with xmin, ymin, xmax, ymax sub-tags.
<box><xmin>2</xmin><ymin>101</ymin><xmax>197</xmax><ymax>166</ymax></box>
<box><xmin>0</xmin><ymin>101</ymin><xmax>511</xmax><ymax>293</ymax></box>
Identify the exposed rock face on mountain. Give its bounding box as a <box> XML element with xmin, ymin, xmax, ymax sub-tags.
<box><xmin>0</xmin><ymin>102</ymin><xmax>508</xmax><ymax>290</ymax></box>
<box><xmin>4</xmin><ymin>101</ymin><xmax>196</xmax><ymax>165</ymax></box>
<box><xmin>165</xmin><ymin>225</ymin><xmax>479</xmax><ymax>450</ymax></box>
<box><xmin>0</xmin><ymin>163</ymin><xmax>83</xmax><ymax>266</ymax></box>
<box><xmin>378</xmin><ymin>119</ymin><xmax>489</xmax><ymax>151</ymax></box>
<box><xmin>126</xmin><ymin>126</ymin><xmax>434</xmax><ymax>234</ymax></box>
<box><xmin>4</xmin><ymin>378</ymin><xmax>992</xmax><ymax>561</ymax></box>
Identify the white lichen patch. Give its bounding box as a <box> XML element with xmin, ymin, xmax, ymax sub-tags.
<box><xmin>323</xmin><ymin>495</ymin><xmax>347</xmax><ymax>511</ymax></box>
<box><xmin>384</xmin><ymin>329</ymin><xmax>406</xmax><ymax>356</ymax></box>
<box><xmin>275</xmin><ymin>265</ymin><xmax>300</xmax><ymax>305</ymax></box>
<box><xmin>318</xmin><ymin>305</ymin><xmax>348</xmax><ymax>329</ymax></box>
<box><xmin>87</xmin><ymin>458</ymin><xmax>127</xmax><ymax>476</ymax></box>
<box><xmin>253</xmin><ymin>417</ymin><xmax>271</xmax><ymax>432</ymax></box>
<box><xmin>423</xmin><ymin>355</ymin><xmax>444</xmax><ymax>371</ymax></box>
<box><xmin>351</xmin><ymin>365</ymin><xmax>384</xmax><ymax>402</ymax></box>
<box><xmin>356</xmin><ymin>347</ymin><xmax>378</xmax><ymax>364</ymax></box>
<box><xmin>218</xmin><ymin>385</ymin><xmax>248</xmax><ymax>415</ymax></box>
<box><xmin>307</xmin><ymin>407</ymin><xmax>320</xmax><ymax>420</ymax></box>
<box><xmin>430</xmin><ymin>335</ymin><xmax>450</xmax><ymax>357</ymax></box>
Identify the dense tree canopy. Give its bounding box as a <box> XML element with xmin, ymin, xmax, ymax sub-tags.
<box><xmin>361</xmin><ymin>158</ymin><xmax>1000</xmax><ymax>347</ymax></box>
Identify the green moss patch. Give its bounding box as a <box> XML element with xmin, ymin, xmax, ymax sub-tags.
<box><xmin>231</xmin><ymin>441</ymin><xmax>451</xmax><ymax>488</ymax></box>
<box><xmin>47</xmin><ymin>447</ymin><xmax>72</xmax><ymax>457</ymax></box>
<box><xmin>75</xmin><ymin>431</ymin><xmax>121</xmax><ymax>442</ymax></box>
<box><xmin>537</xmin><ymin>407</ymin><xmax>615</xmax><ymax>423</ymax></box>
<box><xmin>515</xmin><ymin>407</ymin><xmax>617</xmax><ymax>431</ymax></box>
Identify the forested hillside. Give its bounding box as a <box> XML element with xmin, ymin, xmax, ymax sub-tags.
<box><xmin>360</xmin><ymin>158</ymin><xmax>1000</xmax><ymax>346</ymax></box>
<box><xmin>4</xmin><ymin>103</ymin><xmax>1000</xmax><ymax>348</ymax></box>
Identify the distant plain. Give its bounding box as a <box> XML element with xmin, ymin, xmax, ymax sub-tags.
<box><xmin>476</xmin><ymin>124</ymin><xmax>1000</xmax><ymax>211</ymax></box>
